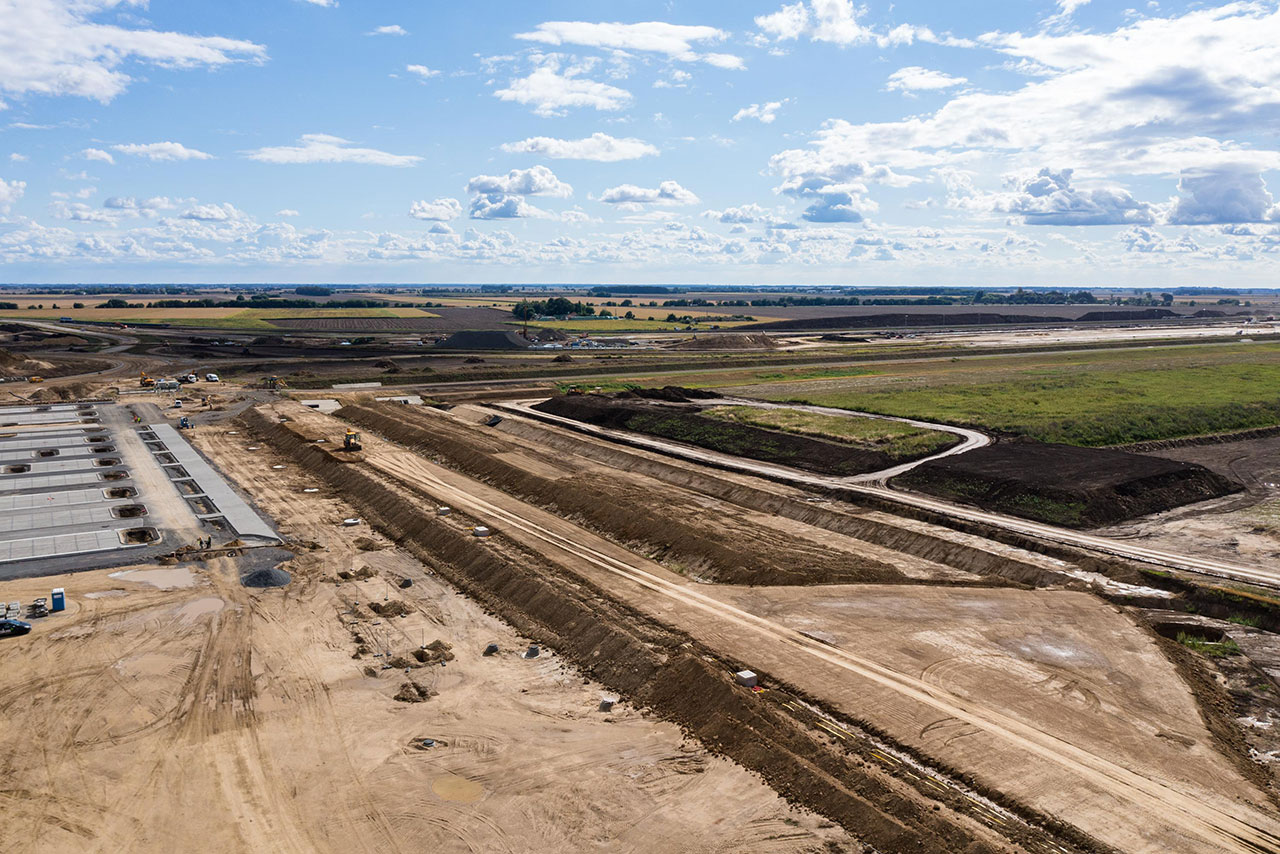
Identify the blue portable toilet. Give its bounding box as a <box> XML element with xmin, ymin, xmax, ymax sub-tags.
<box><xmin>50</xmin><ymin>588</ymin><xmax>65</xmax><ymax>612</ymax></box>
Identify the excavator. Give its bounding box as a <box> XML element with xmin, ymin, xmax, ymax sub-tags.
<box><xmin>139</xmin><ymin>372</ymin><xmax>155</xmax><ymax>387</ymax></box>
<box><xmin>342</xmin><ymin>429</ymin><xmax>362</xmax><ymax>452</ymax></box>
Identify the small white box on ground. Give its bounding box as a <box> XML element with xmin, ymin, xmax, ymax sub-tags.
<box><xmin>437</xmin><ymin>506</ymin><xmax>451</xmax><ymax>516</ymax></box>
<box><xmin>734</xmin><ymin>670</ymin><xmax>758</xmax><ymax>688</ymax></box>
<box><xmin>473</xmin><ymin>526</ymin><xmax>491</xmax><ymax>537</ymax></box>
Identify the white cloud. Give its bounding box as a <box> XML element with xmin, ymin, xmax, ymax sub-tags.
<box><xmin>0</xmin><ymin>177</ymin><xmax>26</xmax><ymax>211</ymax></box>
<box><xmin>755</xmin><ymin>1</ymin><xmax>959</xmax><ymax>49</ymax></box>
<box><xmin>276</xmin><ymin>209</ymin><xmax>300</xmax><ymax>217</ymax></box>
<box><xmin>885</xmin><ymin>67</ymin><xmax>967</xmax><ymax>93</ymax></box>
<box><xmin>495</xmin><ymin>58</ymin><xmax>631</xmax><ymax>117</ymax></box>
<box><xmin>702</xmin><ymin>53</ymin><xmax>746</xmax><ymax>71</ymax></box>
<box><xmin>113</xmin><ymin>142</ymin><xmax>213</xmax><ymax>161</ymax></box>
<box><xmin>406</xmin><ymin>65</ymin><xmax>440</xmax><ymax>79</ymax></box>
<box><xmin>368</xmin><ymin>25</ymin><xmax>408</xmax><ymax>36</ymax></box>
<box><xmin>9</xmin><ymin>153</ymin><xmax>27</xmax><ymax>162</ymax></box>
<box><xmin>81</xmin><ymin>147</ymin><xmax>114</xmax><ymax>164</ymax></box>
<box><xmin>466</xmin><ymin>165</ymin><xmax>571</xmax><ymax>197</ymax></box>
<box><xmin>599</xmin><ymin>180</ymin><xmax>698</xmax><ymax>207</ymax></box>
<box><xmin>469</xmin><ymin>194</ymin><xmax>548</xmax><ymax>220</ymax></box>
<box><xmin>245</xmin><ymin>134</ymin><xmax>420</xmax><ymax>166</ymax></box>
<box><xmin>991</xmin><ymin>168</ymin><xmax>1156</xmax><ymax>226</ymax></box>
<box><xmin>500</xmin><ymin>133</ymin><xmax>658</xmax><ymax>161</ymax></box>
<box><xmin>732</xmin><ymin>100</ymin><xmax>788</xmax><ymax>124</ymax></box>
<box><xmin>755</xmin><ymin>3</ymin><xmax>811</xmax><ymax>40</ymax></box>
<box><xmin>300</xmin><ymin>0</ymin><xmax>337</xmax><ymax>6</ymax></box>
<box><xmin>408</xmin><ymin>198</ymin><xmax>463</xmax><ymax>221</ymax></box>
<box><xmin>1168</xmin><ymin>166</ymin><xmax>1280</xmax><ymax>225</ymax></box>
<box><xmin>180</xmin><ymin>202</ymin><xmax>245</xmax><ymax>222</ymax></box>
<box><xmin>703</xmin><ymin>203</ymin><xmax>769</xmax><ymax>223</ymax></box>
<box><xmin>514</xmin><ymin>20</ymin><xmax>739</xmax><ymax>68</ymax></box>
<box><xmin>0</xmin><ymin>0</ymin><xmax>265</xmax><ymax>104</ymax></box>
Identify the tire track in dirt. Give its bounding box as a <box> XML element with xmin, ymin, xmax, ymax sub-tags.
<box><xmin>364</xmin><ymin>443</ymin><xmax>1280</xmax><ymax>854</ymax></box>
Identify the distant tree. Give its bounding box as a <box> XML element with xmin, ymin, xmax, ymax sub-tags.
<box><xmin>1160</xmin><ymin>292</ymin><xmax>1174</xmax><ymax>305</ymax></box>
<box><xmin>72</xmin><ymin>303</ymin><xmax>84</xmax><ymax>309</ymax></box>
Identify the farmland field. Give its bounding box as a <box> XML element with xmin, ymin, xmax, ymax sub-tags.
<box><xmin>721</xmin><ymin>340</ymin><xmax>1280</xmax><ymax>446</ymax></box>
<box><xmin>0</xmin><ymin>306</ymin><xmax>439</xmax><ymax>330</ymax></box>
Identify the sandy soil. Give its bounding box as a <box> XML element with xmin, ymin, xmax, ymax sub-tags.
<box><xmin>263</xmin><ymin>400</ymin><xmax>1280</xmax><ymax>854</ymax></box>
<box><xmin>0</xmin><ymin>428</ymin><xmax>855</xmax><ymax>854</ymax></box>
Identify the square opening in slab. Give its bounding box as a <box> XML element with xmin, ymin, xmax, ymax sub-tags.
<box><xmin>93</xmin><ymin>458</ymin><xmax>121</xmax><ymax>467</ymax></box>
<box><xmin>101</xmin><ymin>469</ymin><xmax>129</xmax><ymax>481</ymax></box>
<box><xmin>111</xmin><ymin>504</ymin><xmax>147</xmax><ymax>519</ymax></box>
<box><xmin>37</xmin><ymin>449</ymin><xmax>59</xmax><ymax>458</ymax></box>
<box><xmin>4</xmin><ymin>464</ymin><xmax>30</xmax><ymax>474</ymax></box>
<box><xmin>104</xmin><ymin>486</ymin><xmax>137</xmax><ymax>499</ymax></box>
<box><xmin>119</xmin><ymin>527</ymin><xmax>159</xmax><ymax>545</ymax></box>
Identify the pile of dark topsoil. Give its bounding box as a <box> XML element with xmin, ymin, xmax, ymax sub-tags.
<box><xmin>741</xmin><ymin>308</ymin><xmax>1179</xmax><ymax>332</ymax></box>
<box><xmin>892</xmin><ymin>439</ymin><xmax>1241</xmax><ymax>528</ymax></box>
<box><xmin>536</xmin><ymin>390</ymin><xmax>906</xmax><ymax>476</ymax></box>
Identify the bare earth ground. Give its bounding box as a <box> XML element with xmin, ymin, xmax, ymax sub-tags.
<box><xmin>263</xmin><ymin>400</ymin><xmax>1280</xmax><ymax>854</ymax></box>
<box><xmin>1097</xmin><ymin>435</ymin><xmax>1280</xmax><ymax>567</ymax></box>
<box><xmin>0</xmin><ymin>428</ymin><xmax>854</xmax><ymax>854</ymax></box>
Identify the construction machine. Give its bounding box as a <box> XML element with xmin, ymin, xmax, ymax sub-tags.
<box><xmin>140</xmin><ymin>372</ymin><xmax>155</xmax><ymax>387</ymax></box>
<box><xmin>343</xmin><ymin>429</ymin><xmax>362</xmax><ymax>452</ymax></box>
<box><xmin>262</xmin><ymin>375</ymin><xmax>288</xmax><ymax>390</ymax></box>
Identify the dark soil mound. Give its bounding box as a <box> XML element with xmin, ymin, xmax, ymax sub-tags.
<box><xmin>740</xmin><ymin>309</ymin><xmax>1181</xmax><ymax>332</ymax></box>
<box><xmin>672</xmin><ymin>333</ymin><xmax>778</xmax><ymax>350</ymax></box>
<box><xmin>536</xmin><ymin>393</ymin><xmax>898</xmax><ymax>476</ymax></box>
<box><xmin>1075</xmin><ymin>308</ymin><xmax>1178</xmax><ymax>322</ymax></box>
<box><xmin>241</xmin><ymin>567</ymin><xmax>292</xmax><ymax>588</ymax></box>
<box><xmin>621</xmin><ymin>386</ymin><xmax>719</xmax><ymax>403</ymax></box>
<box><xmin>436</xmin><ymin>330</ymin><xmax>531</xmax><ymax>350</ymax></box>
<box><xmin>893</xmin><ymin>440</ymin><xmax>1241</xmax><ymax>528</ymax></box>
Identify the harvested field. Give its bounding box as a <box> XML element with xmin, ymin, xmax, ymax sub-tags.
<box><xmin>894</xmin><ymin>440</ymin><xmax>1241</xmax><ymax>528</ymax></box>
<box><xmin>535</xmin><ymin>392</ymin><xmax>938</xmax><ymax>476</ymax></box>
<box><xmin>270</xmin><ymin>307</ymin><xmax>509</xmax><ymax>333</ymax></box>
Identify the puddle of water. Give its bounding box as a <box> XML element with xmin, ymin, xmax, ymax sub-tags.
<box><xmin>108</xmin><ymin>567</ymin><xmax>198</xmax><ymax>589</ymax></box>
<box><xmin>176</xmin><ymin>596</ymin><xmax>225</xmax><ymax>621</ymax></box>
<box><xmin>431</xmin><ymin>773</ymin><xmax>484</xmax><ymax>803</ymax></box>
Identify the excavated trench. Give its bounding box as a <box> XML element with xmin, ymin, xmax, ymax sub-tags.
<box><xmin>453</xmin><ymin>403</ymin><xmax>1072</xmax><ymax>586</ymax></box>
<box><xmin>241</xmin><ymin>405</ymin><xmax>1100</xmax><ymax>854</ymax></box>
<box><xmin>338</xmin><ymin>402</ymin><xmax>904</xmax><ymax>586</ymax></box>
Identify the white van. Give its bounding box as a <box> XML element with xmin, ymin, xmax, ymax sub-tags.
<box><xmin>205</xmin><ymin>373</ymin><xmax>220</xmax><ymax>382</ymax></box>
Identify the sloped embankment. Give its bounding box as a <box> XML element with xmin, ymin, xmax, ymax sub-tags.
<box><xmin>238</xmin><ymin>405</ymin><xmax>1020</xmax><ymax>854</ymax></box>
<box><xmin>337</xmin><ymin>401</ymin><xmax>902</xmax><ymax>585</ymax></box>
<box><xmin>535</xmin><ymin>392</ymin><xmax>913</xmax><ymax>476</ymax></box>
<box><xmin>894</xmin><ymin>440</ymin><xmax>1241</xmax><ymax>528</ymax></box>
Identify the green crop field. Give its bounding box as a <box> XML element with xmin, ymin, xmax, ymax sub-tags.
<box><xmin>720</xmin><ymin>341</ymin><xmax>1280</xmax><ymax>446</ymax></box>
<box><xmin>702</xmin><ymin>405</ymin><xmax>956</xmax><ymax>460</ymax></box>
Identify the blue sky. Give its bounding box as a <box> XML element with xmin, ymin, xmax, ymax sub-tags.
<box><xmin>2</xmin><ymin>0</ymin><xmax>1280</xmax><ymax>285</ymax></box>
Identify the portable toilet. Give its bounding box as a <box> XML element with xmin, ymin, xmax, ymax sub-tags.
<box><xmin>50</xmin><ymin>588</ymin><xmax>66</xmax><ymax>612</ymax></box>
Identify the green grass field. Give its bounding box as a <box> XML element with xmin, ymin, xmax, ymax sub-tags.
<box><xmin>722</xmin><ymin>341</ymin><xmax>1280</xmax><ymax>446</ymax></box>
<box><xmin>702</xmin><ymin>405</ymin><xmax>956</xmax><ymax>460</ymax></box>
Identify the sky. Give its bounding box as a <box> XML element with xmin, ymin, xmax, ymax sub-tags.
<box><xmin>3</xmin><ymin>1</ymin><xmax>1280</xmax><ymax>286</ymax></box>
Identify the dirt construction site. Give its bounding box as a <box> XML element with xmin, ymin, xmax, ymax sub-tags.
<box><xmin>4</xmin><ymin>372</ymin><xmax>1280</xmax><ymax>852</ymax></box>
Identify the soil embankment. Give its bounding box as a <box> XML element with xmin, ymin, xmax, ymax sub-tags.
<box><xmin>535</xmin><ymin>391</ymin><xmax>937</xmax><ymax>477</ymax></box>
<box><xmin>740</xmin><ymin>308</ymin><xmax>1181</xmax><ymax>332</ymax></box>
<box><xmin>337</xmin><ymin>400</ymin><xmax>902</xmax><ymax>585</ymax></box>
<box><xmin>893</xmin><ymin>440</ymin><xmax>1241</xmax><ymax>528</ymax></box>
